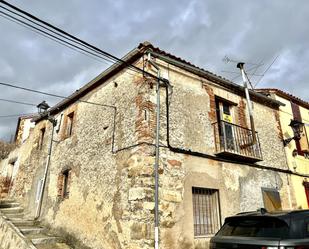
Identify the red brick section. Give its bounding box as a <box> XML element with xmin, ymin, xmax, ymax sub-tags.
<box><xmin>238</xmin><ymin>99</ymin><xmax>248</xmax><ymax>129</ymax></box>
<box><xmin>273</xmin><ymin>109</ymin><xmax>283</xmax><ymax>140</ymax></box>
<box><xmin>57</xmin><ymin>169</ymin><xmax>72</xmax><ymax>198</ymax></box>
<box><xmin>60</xmin><ymin>104</ymin><xmax>78</xmax><ymax>141</ymax></box>
<box><xmin>135</xmin><ymin>78</ymin><xmax>156</xmax><ymax>144</ymax></box>
<box><xmin>167</xmin><ymin>159</ymin><xmax>182</xmax><ymax>167</ymax></box>
<box><xmin>203</xmin><ymin>84</ymin><xmax>216</xmax><ymax>123</ymax></box>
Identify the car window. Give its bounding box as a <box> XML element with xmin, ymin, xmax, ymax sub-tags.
<box><xmin>217</xmin><ymin>217</ymin><xmax>289</xmax><ymax>238</ymax></box>
<box><xmin>305</xmin><ymin>222</ymin><xmax>309</xmax><ymax>237</ymax></box>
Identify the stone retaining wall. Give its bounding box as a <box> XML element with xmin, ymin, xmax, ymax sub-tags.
<box><xmin>0</xmin><ymin>212</ymin><xmax>35</xmax><ymax>249</ymax></box>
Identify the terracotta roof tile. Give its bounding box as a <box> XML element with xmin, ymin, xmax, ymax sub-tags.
<box><xmin>257</xmin><ymin>88</ymin><xmax>309</xmax><ymax>109</ymax></box>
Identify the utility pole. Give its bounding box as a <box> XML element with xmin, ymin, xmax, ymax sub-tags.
<box><xmin>237</xmin><ymin>62</ymin><xmax>256</xmax><ymax>144</ymax></box>
<box><xmin>147</xmin><ymin>52</ymin><xmax>160</xmax><ymax>249</ymax></box>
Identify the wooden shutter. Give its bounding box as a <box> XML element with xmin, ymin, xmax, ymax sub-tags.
<box><xmin>291</xmin><ymin>102</ymin><xmax>301</xmax><ymax>121</ymax></box>
<box><xmin>300</xmin><ymin>128</ymin><xmax>309</xmax><ymax>153</ymax></box>
<box><xmin>291</xmin><ymin>102</ymin><xmax>303</xmax><ymax>155</ymax></box>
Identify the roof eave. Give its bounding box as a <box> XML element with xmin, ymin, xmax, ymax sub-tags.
<box><xmin>147</xmin><ymin>49</ymin><xmax>284</xmax><ymax>108</ymax></box>
<box><xmin>34</xmin><ymin>45</ymin><xmax>144</xmax><ymax>123</ymax></box>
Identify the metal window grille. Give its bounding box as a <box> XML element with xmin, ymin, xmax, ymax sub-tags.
<box><xmin>192</xmin><ymin>187</ymin><xmax>221</xmax><ymax>236</ymax></box>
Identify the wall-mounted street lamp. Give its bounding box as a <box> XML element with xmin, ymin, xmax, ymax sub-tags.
<box><xmin>283</xmin><ymin>119</ymin><xmax>304</xmax><ymax>146</ymax></box>
<box><xmin>35</xmin><ymin>100</ymin><xmax>56</xmax><ymax>219</ymax></box>
<box><xmin>37</xmin><ymin>101</ymin><xmax>50</xmax><ymax>115</ymax></box>
<box><xmin>36</xmin><ymin>101</ymin><xmax>57</xmax><ymax>126</ymax></box>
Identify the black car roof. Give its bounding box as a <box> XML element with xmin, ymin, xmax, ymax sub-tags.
<box><xmin>232</xmin><ymin>209</ymin><xmax>309</xmax><ymax>219</ymax></box>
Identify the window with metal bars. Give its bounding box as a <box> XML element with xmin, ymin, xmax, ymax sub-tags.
<box><xmin>192</xmin><ymin>187</ymin><xmax>221</xmax><ymax>236</ymax></box>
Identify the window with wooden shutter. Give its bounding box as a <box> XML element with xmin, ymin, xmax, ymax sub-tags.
<box><xmin>65</xmin><ymin>112</ymin><xmax>74</xmax><ymax>137</ymax></box>
<box><xmin>192</xmin><ymin>187</ymin><xmax>221</xmax><ymax>236</ymax></box>
<box><xmin>57</xmin><ymin>169</ymin><xmax>72</xmax><ymax>199</ymax></box>
<box><xmin>290</xmin><ymin>102</ymin><xmax>309</xmax><ymax>155</ymax></box>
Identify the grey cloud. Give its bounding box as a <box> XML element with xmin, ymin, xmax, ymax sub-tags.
<box><xmin>0</xmin><ymin>0</ymin><xmax>309</xmax><ymax>140</ymax></box>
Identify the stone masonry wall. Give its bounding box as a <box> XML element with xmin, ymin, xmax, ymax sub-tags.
<box><xmin>3</xmin><ymin>54</ymin><xmax>294</xmax><ymax>249</ymax></box>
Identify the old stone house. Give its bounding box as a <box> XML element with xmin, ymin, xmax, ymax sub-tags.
<box><xmin>258</xmin><ymin>88</ymin><xmax>309</xmax><ymax>210</ymax></box>
<box><xmin>0</xmin><ymin>42</ymin><xmax>301</xmax><ymax>249</ymax></box>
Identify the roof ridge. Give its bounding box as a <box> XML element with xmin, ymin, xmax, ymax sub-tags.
<box><xmin>257</xmin><ymin>88</ymin><xmax>309</xmax><ymax>109</ymax></box>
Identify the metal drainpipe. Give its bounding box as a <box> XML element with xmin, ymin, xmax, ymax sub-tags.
<box><xmin>237</xmin><ymin>62</ymin><xmax>256</xmax><ymax>144</ymax></box>
<box><xmin>35</xmin><ymin>115</ymin><xmax>56</xmax><ymax>219</ymax></box>
<box><xmin>147</xmin><ymin>52</ymin><xmax>160</xmax><ymax>249</ymax></box>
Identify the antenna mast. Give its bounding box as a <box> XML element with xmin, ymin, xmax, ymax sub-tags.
<box><xmin>237</xmin><ymin>62</ymin><xmax>256</xmax><ymax>144</ymax></box>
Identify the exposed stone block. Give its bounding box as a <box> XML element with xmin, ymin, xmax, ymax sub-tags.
<box><xmin>161</xmin><ymin>189</ymin><xmax>182</xmax><ymax>203</ymax></box>
<box><xmin>130</xmin><ymin>222</ymin><xmax>154</xmax><ymax>240</ymax></box>
<box><xmin>128</xmin><ymin>187</ymin><xmax>146</xmax><ymax>201</ymax></box>
<box><xmin>167</xmin><ymin>159</ymin><xmax>182</xmax><ymax>167</ymax></box>
<box><xmin>143</xmin><ymin>202</ymin><xmax>155</xmax><ymax>210</ymax></box>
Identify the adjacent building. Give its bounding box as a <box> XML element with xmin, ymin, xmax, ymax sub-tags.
<box><xmin>258</xmin><ymin>88</ymin><xmax>309</xmax><ymax>209</ymax></box>
<box><xmin>0</xmin><ymin>42</ymin><xmax>302</xmax><ymax>249</ymax></box>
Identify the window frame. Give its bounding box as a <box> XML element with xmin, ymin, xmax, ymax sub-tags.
<box><xmin>192</xmin><ymin>187</ymin><xmax>222</xmax><ymax>237</ymax></box>
<box><xmin>58</xmin><ymin>169</ymin><xmax>71</xmax><ymax>199</ymax></box>
<box><xmin>261</xmin><ymin>187</ymin><xmax>282</xmax><ymax>212</ymax></box>
<box><xmin>38</xmin><ymin>127</ymin><xmax>46</xmax><ymax>150</ymax></box>
<box><xmin>65</xmin><ymin>112</ymin><xmax>74</xmax><ymax>138</ymax></box>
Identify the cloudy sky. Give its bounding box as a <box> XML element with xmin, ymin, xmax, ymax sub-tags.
<box><xmin>0</xmin><ymin>0</ymin><xmax>309</xmax><ymax>141</ymax></box>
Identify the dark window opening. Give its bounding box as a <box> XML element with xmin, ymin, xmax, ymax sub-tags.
<box><xmin>217</xmin><ymin>217</ymin><xmax>288</xmax><ymax>238</ymax></box>
<box><xmin>192</xmin><ymin>187</ymin><xmax>221</xmax><ymax>236</ymax></box>
<box><xmin>58</xmin><ymin>169</ymin><xmax>71</xmax><ymax>199</ymax></box>
<box><xmin>66</xmin><ymin>112</ymin><xmax>74</xmax><ymax>137</ymax></box>
<box><xmin>290</xmin><ymin>102</ymin><xmax>309</xmax><ymax>156</ymax></box>
<box><xmin>39</xmin><ymin>127</ymin><xmax>45</xmax><ymax>149</ymax></box>
<box><xmin>62</xmin><ymin>170</ymin><xmax>69</xmax><ymax>198</ymax></box>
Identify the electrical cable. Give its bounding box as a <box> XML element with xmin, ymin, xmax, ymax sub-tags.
<box><xmin>0</xmin><ymin>10</ymin><xmax>118</xmax><ymax>66</ymax></box>
<box><xmin>0</xmin><ymin>10</ymin><xmax>140</xmax><ymax>77</ymax></box>
<box><xmin>0</xmin><ymin>0</ymin><xmax>157</xmax><ymax>79</ymax></box>
<box><xmin>254</xmin><ymin>55</ymin><xmax>280</xmax><ymax>88</ymax></box>
<box><xmin>0</xmin><ymin>113</ymin><xmax>35</xmax><ymax>118</ymax></box>
<box><xmin>0</xmin><ymin>5</ymin><xmax>114</xmax><ymax>64</ymax></box>
<box><xmin>0</xmin><ymin>98</ymin><xmax>36</xmax><ymax>106</ymax></box>
<box><xmin>0</xmin><ymin>81</ymin><xmax>115</xmax><ymax>109</ymax></box>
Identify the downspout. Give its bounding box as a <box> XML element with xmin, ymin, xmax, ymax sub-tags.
<box><xmin>35</xmin><ymin>114</ymin><xmax>56</xmax><ymax>219</ymax></box>
<box><xmin>147</xmin><ymin>52</ymin><xmax>160</xmax><ymax>249</ymax></box>
<box><xmin>237</xmin><ymin>62</ymin><xmax>256</xmax><ymax>144</ymax></box>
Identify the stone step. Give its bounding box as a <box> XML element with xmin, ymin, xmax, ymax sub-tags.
<box><xmin>4</xmin><ymin>212</ymin><xmax>24</xmax><ymax>219</ymax></box>
<box><xmin>0</xmin><ymin>202</ymin><xmax>20</xmax><ymax>208</ymax></box>
<box><xmin>26</xmin><ymin>234</ymin><xmax>63</xmax><ymax>245</ymax></box>
<box><xmin>19</xmin><ymin>226</ymin><xmax>45</xmax><ymax>235</ymax></box>
<box><xmin>36</xmin><ymin>243</ymin><xmax>72</xmax><ymax>249</ymax></box>
<box><xmin>11</xmin><ymin>219</ymin><xmax>36</xmax><ymax>226</ymax></box>
<box><xmin>0</xmin><ymin>207</ymin><xmax>24</xmax><ymax>214</ymax></box>
<box><xmin>0</xmin><ymin>199</ymin><xmax>16</xmax><ymax>204</ymax></box>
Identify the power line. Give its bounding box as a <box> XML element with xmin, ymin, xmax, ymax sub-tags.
<box><xmin>254</xmin><ymin>55</ymin><xmax>280</xmax><ymax>88</ymax></box>
<box><xmin>0</xmin><ymin>113</ymin><xmax>35</xmax><ymax>118</ymax></box>
<box><xmin>0</xmin><ymin>12</ymin><xmax>137</xmax><ymax>79</ymax></box>
<box><xmin>0</xmin><ymin>10</ymin><xmax>117</xmax><ymax>66</ymax></box>
<box><xmin>0</xmin><ymin>98</ymin><xmax>36</xmax><ymax>106</ymax></box>
<box><xmin>0</xmin><ymin>81</ymin><xmax>115</xmax><ymax>109</ymax></box>
<box><xmin>0</xmin><ymin>5</ymin><xmax>113</xmax><ymax>64</ymax></box>
<box><xmin>0</xmin><ymin>13</ymin><xmax>106</xmax><ymax>65</ymax></box>
<box><xmin>0</xmin><ymin>0</ymin><xmax>157</xmax><ymax>79</ymax></box>
<box><xmin>0</xmin><ymin>7</ymin><xmax>141</xmax><ymax>78</ymax></box>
